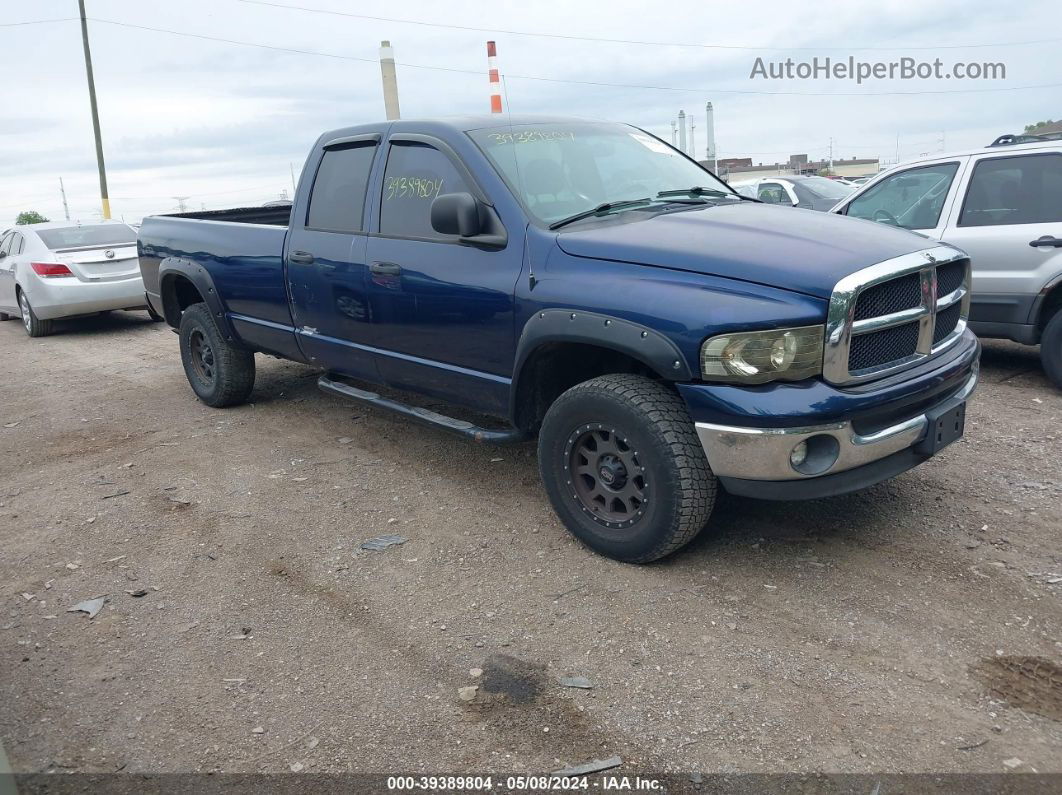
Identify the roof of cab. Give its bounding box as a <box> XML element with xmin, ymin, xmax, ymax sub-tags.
<box><xmin>317</xmin><ymin>115</ymin><xmax>619</xmax><ymax>144</ymax></box>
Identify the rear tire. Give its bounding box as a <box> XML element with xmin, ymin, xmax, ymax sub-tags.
<box><xmin>538</xmin><ymin>374</ymin><xmax>717</xmax><ymax>563</ymax></box>
<box><xmin>18</xmin><ymin>291</ymin><xmax>53</xmax><ymax>338</ymax></box>
<box><xmin>1041</xmin><ymin>310</ymin><xmax>1062</xmax><ymax>389</ymax></box>
<box><xmin>178</xmin><ymin>302</ymin><xmax>255</xmax><ymax>407</ymax></box>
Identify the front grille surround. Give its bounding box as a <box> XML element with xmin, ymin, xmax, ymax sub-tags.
<box><xmin>823</xmin><ymin>246</ymin><xmax>970</xmax><ymax>385</ymax></box>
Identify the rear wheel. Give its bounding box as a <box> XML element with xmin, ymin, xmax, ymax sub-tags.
<box><xmin>538</xmin><ymin>374</ymin><xmax>717</xmax><ymax>563</ymax></box>
<box><xmin>1041</xmin><ymin>310</ymin><xmax>1062</xmax><ymax>389</ymax></box>
<box><xmin>18</xmin><ymin>291</ymin><xmax>53</xmax><ymax>337</ymax></box>
<box><xmin>178</xmin><ymin>302</ymin><xmax>255</xmax><ymax>407</ymax></box>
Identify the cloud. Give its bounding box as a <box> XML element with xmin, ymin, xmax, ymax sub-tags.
<box><xmin>1</xmin><ymin>0</ymin><xmax>1058</xmax><ymax>222</ymax></box>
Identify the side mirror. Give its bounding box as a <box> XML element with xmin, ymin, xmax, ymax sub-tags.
<box><xmin>431</xmin><ymin>192</ymin><xmax>483</xmax><ymax>237</ymax></box>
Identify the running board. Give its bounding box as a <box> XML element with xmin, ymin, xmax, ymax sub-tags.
<box><xmin>317</xmin><ymin>374</ymin><xmax>527</xmax><ymax>444</ymax></box>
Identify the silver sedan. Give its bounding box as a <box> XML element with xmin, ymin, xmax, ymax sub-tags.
<box><xmin>0</xmin><ymin>220</ymin><xmax>157</xmax><ymax>337</ymax></box>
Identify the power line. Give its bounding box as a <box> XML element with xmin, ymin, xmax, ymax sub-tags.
<box><xmin>0</xmin><ymin>17</ymin><xmax>78</xmax><ymax>28</ymax></box>
<box><xmin>236</xmin><ymin>0</ymin><xmax>1062</xmax><ymax>52</ymax></box>
<box><xmin>86</xmin><ymin>18</ymin><xmax>1062</xmax><ymax>97</ymax></box>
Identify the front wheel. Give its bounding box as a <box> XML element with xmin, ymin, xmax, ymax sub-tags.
<box><xmin>538</xmin><ymin>374</ymin><xmax>717</xmax><ymax>563</ymax></box>
<box><xmin>1041</xmin><ymin>310</ymin><xmax>1062</xmax><ymax>389</ymax></box>
<box><xmin>178</xmin><ymin>302</ymin><xmax>255</xmax><ymax>407</ymax></box>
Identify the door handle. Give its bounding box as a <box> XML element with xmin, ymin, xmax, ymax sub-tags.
<box><xmin>289</xmin><ymin>250</ymin><xmax>315</xmax><ymax>264</ymax></box>
<box><xmin>1029</xmin><ymin>235</ymin><xmax>1062</xmax><ymax>248</ymax></box>
<box><xmin>370</xmin><ymin>261</ymin><xmax>402</xmax><ymax>276</ymax></box>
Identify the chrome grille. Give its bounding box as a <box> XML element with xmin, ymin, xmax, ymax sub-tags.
<box><xmin>823</xmin><ymin>247</ymin><xmax>971</xmax><ymax>385</ymax></box>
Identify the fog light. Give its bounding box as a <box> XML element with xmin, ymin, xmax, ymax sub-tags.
<box><xmin>790</xmin><ymin>440</ymin><xmax>809</xmax><ymax>468</ymax></box>
<box><xmin>790</xmin><ymin>434</ymin><xmax>841</xmax><ymax>476</ymax></box>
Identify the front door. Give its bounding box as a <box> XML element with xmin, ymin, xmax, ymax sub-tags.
<box><xmin>286</xmin><ymin>134</ymin><xmax>381</xmax><ymax>381</ymax></box>
<box><xmin>940</xmin><ymin>151</ymin><xmax>1062</xmax><ymax>329</ymax></box>
<box><xmin>364</xmin><ymin>137</ymin><xmax>522</xmax><ymax>416</ymax></box>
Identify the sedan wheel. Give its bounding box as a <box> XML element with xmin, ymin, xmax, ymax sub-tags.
<box><xmin>17</xmin><ymin>291</ymin><xmax>53</xmax><ymax>338</ymax></box>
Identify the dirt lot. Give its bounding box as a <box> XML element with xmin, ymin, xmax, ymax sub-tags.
<box><xmin>1</xmin><ymin>311</ymin><xmax>1060</xmax><ymax>778</ymax></box>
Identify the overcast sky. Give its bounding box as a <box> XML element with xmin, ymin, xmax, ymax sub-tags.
<box><xmin>2</xmin><ymin>0</ymin><xmax>1059</xmax><ymax>224</ymax></box>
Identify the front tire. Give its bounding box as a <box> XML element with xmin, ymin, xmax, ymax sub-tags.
<box><xmin>1041</xmin><ymin>310</ymin><xmax>1062</xmax><ymax>389</ymax></box>
<box><xmin>538</xmin><ymin>374</ymin><xmax>717</xmax><ymax>563</ymax></box>
<box><xmin>179</xmin><ymin>302</ymin><xmax>255</xmax><ymax>407</ymax></box>
<box><xmin>18</xmin><ymin>291</ymin><xmax>53</xmax><ymax>337</ymax></box>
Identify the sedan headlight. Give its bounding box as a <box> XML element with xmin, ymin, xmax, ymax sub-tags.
<box><xmin>700</xmin><ymin>325</ymin><xmax>824</xmax><ymax>384</ymax></box>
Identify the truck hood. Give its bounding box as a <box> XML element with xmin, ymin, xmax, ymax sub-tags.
<box><xmin>553</xmin><ymin>203</ymin><xmax>932</xmax><ymax>300</ymax></box>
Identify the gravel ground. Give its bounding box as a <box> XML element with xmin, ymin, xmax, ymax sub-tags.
<box><xmin>0</xmin><ymin>311</ymin><xmax>1060</xmax><ymax>778</ymax></box>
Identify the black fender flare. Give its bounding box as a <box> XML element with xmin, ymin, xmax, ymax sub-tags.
<box><xmin>157</xmin><ymin>257</ymin><xmax>240</xmax><ymax>343</ymax></box>
<box><xmin>510</xmin><ymin>309</ymin><xmax>693</xmax><ymax>418</ymax></box>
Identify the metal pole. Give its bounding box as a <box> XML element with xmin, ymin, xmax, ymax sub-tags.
<box><xmin>59</xmin><ymin>177</ymin><xmax>71</xmax><ymax>221</ymax></box>
<box><xmin>78</xmin><ymin>0</ymin><xmax>110</xmax><ymax>219</ymax></box>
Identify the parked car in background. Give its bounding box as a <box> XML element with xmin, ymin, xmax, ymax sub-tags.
<box><xmin>830</xmin><ymin>138</ymin><xmax>1062</xmax><ymax>387</ymax></box>
<box><xmin>728</xmin><ymin>174</ymin><xmax>855</xmax><ymax>211</ymax></box>
<box><xmin>0</xmin><ymin>220</ymin><xmax>157</xmax><ymax>337</ymax></box>
<box><xmin>138</xmin><ymin>115</ymin><xmax>978</xmax><ymax>563</ymax></box>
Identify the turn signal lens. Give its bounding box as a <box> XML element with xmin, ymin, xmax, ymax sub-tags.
<box><xmin>31</xmin><ymin>262</ymin><xmax>73</xmax><ymax>277</ymax></box>
<box><xmin>700</xmin><ymin>325</ymin><xmax>824</xmax><ymax>384</ymax></box>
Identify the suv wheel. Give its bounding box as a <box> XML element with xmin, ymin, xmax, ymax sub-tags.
<box><xmin>538</xmin><ymin>374</ymin><xmax>717</xmax><ymax>563</ymax></box>
<box><xmin>179</xmin><ymin>302</ymin><xmax>255</xmax><ymax>407</ymax></box>
<box><xmin>1041</xmin><ymin>310</ymin><xmax>1062</xmax><ymax>389</ymax></box>
<box><xmin>18</xmin><ymin>291</ymin><xmax>53</xmax><ymax>337</ymax></box>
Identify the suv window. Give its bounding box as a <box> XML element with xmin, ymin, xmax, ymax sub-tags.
<box><xmin>758</xmin><ymin>182</ymin><xmax>789</xmax><ymax>204</ymax></box>
<box><xmin>846</xmin><ymin>162</ymin><xmax>958</xmax><ymax>229</ymax></box>
<box><xmin>379</xmin><ymin>142</ymin><xmax>472</xmax><ymax>239</ymax></box>
<box><xmin>306</xmin><ymin>143</ymin><xmax>376</xmax><ymax>233</ymax></box>
<box><xmin>959</xmin><ymin>153</ymin><xmax>1062</xmax><ymax>227</ymax></box>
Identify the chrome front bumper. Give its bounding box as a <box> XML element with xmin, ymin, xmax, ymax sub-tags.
<box><xmin>694</xmin><ymin>365</ymin><xmax>978</xmax><ymax>482</ymax></box>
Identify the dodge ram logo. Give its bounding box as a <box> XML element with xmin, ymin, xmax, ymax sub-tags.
<box><xmin>104</xmin><ymin>249</ymin><xmax>115</xmax><ymax>259</ymax></box>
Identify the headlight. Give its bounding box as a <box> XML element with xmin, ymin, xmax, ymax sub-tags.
<box><xmin>700</xmin><ymin>325</ymin><xmax>824</xmax><ymax>384</ymax></box>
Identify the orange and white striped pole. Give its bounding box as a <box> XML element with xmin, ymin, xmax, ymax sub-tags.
<box><xmin>487</xmin><ymin>40</ymin><xmax>502</xmax><ymax>113</ymax></box>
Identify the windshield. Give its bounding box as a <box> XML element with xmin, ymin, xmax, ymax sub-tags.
<box><xmin>36</xmin><ymin>224</ymin><xmax>136</xmax><ymax>250</ymax></box>
<box><xmin>468</xmin><ymin>122</ymin><xmax>734</xmax><ymax>225</ymax></box>
<box><xmin>793</xmin><ymin>176</ymin><xmax>854</xmax><ymax>201</ymax></box>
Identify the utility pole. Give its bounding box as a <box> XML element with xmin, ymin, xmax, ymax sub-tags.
<box><xmin>828</xmin><ymin>137</ymin><xmax>834</xmax><ymax>174</ymax></box>
<box><xmin>78</xmin><ymin>0</ymin><xmax>110</xmax><ymax>219</ymax></box>
<box><xmin>59</xmin><ymin>177</ymin><xmax>71</xmax><ymax>221</ymax></box>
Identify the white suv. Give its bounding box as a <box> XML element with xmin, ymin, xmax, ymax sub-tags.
<box><xmin>831</xmin><ymin>140</ymin><xmax>1062</xmax><ymax>387</ymax></box>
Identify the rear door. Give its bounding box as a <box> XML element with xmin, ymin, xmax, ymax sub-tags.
<box><xmin>0</xmin><ymin>232</ymin><xmax>17</xmax><ymax>312</ymax></box>
<box><xmin>285</xmin><ymin>133</ymin><xmax>381</xmax><ymax>381</ymax></box>
<box><xmin>939</xmin><ymin>150</ymin><xmax>1062</xmax><ymax>331</ymax></box>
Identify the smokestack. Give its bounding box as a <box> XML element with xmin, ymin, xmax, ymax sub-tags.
<box><xmin>705</xmin><ymin>102</ymin><xmax>717</xmax><ymax>171</ymax></box>
<box><xmin>379</xmin><ymin>40</ymin><xmax>401</xmax><ymax>120</ymax></box>
<box><xmin>678</xmin><ymin>110</ymin><xmax>687</xmax><ymax>154</ymax></box>
<box><xmin>487</xmin><ymin>41</ymin><xmax>502</xmax><ymax>113</ymax></box>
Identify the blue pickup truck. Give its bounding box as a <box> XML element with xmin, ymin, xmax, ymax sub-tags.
<box><xmin>138</xmin><ymin>116</ymin><xmax>979</xmax><ymax>563</ymax></box>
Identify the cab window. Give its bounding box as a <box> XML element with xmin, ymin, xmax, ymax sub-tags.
<box><xmin>379</xmin><ymin>142</ymin><xmax>472</xmax><ymax>239</ymax></box>
<box><xmin>306</xmin><ymin>143</ymin><xmax>377</xmax><ymax>233</ymax></box>
<box><xmin>959</xmin><ymin>153</ymin><xmax>1062</xmax><ymax>227</ymax></box>
<box><xmin>845</xmin><ymin>162</ymin><xmax>958</xmax><ymax>229</ymax></box>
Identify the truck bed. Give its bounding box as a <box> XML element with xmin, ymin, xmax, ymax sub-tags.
<box><xmin>162</xmin><ymin>205</ymin><xmax>292</xmax><ymax>226</ymax></box>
